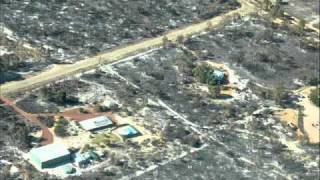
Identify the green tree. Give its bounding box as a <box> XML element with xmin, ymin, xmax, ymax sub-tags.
<box><xmin>54</xmin><ymin>118</ymin><xmax>69</xmax><ymax>137</ymax></box>
<box><xmin>309</xmin><ymin>88</ymin><xmax>320</xmax><ymax>107</ymax></box>
<box><xmin>192</xmin><ymin>64</ymin><xmax>217</xmax><ymax>85</ymax></box>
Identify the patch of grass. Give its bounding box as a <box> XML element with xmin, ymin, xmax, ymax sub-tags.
<box><xmin>92</xmin><ymin>133</ymin><xmax>122</xmax><ymax>146</ymax></box>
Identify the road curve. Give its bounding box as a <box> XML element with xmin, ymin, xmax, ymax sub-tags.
<box><xmin>0</xmin><ymin>0</ymin><xmax>256</xmax><ymax>95</ymax></box>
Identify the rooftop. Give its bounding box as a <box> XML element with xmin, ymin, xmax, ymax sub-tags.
<box><xmin>29</xmin><ymin>143</ymin><xmax>70</xmax><ymax>162</ymax></box>
<box><xmin>79</xmin><ymin>116</ymin><xmax>113</xmax><ymax>131</ymax></box>
<box><xmin>113</xmin><ymin>125</ymin><xmax>140</xmax><ymax>138</ymax></box>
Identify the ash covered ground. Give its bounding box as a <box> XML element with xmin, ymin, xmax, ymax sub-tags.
<box><xmin>11</xmin><ymin>15</ymin><xmax>320</xmax><ymax>179</ymax></box>
<box><xmin>1</xmin><ymin>1</ymin><xmax>319</xmax><ymax>179</ymax></box>
<box><xmin>0</xmin><ymin>0</ymin><xmax>239</xmax><ymax>81</ymax></box>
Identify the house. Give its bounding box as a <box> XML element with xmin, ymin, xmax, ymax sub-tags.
<box><xmin>79</xmin><ymin>116</ymin><xmax>114</xmax><ymax>132</ymax></box>
<box><xmin>113</xmin><ymin>125</ymin><xmax>141</xmax><ymax>139</ymax></box>
<box><xmin>29</xmin><ymin>143</ymin><xmax>71</xmax><ymax>169</ymax></box>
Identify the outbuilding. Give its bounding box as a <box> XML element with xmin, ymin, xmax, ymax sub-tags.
<box><xmin>113</xmin><ymin>125</ymin><xmax>141</xmax><ymax>139</ymax></box>
<box><xmin>29</xmin><ymin>143</ymin><xmax>71</xmax><ymax>169</ymax></box>
<box><xmin>79</xmin><ymin>116</ymin><xmax>114</xmax><ymax>132</ymax></box>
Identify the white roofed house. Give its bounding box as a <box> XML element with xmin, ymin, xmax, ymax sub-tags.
<box><xmin>79</xmin><ymin>116</ymin><xmax>114</xmax><ymax>132</ymax></box>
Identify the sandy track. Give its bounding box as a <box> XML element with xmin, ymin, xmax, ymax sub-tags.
<box><xmin>296</xmin><ymin>87</ymin><xmax>319</xmax><ymax>144</ymax></box>
<box><xmin>0</xmin><ymin>0</ymin><xmax>256</xmax><ymax>95</ymax></box>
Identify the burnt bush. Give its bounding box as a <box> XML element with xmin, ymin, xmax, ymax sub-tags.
<box><xmin>42</xmin><ymin>89</ymin><xmax>79</xmax><ymax>105</ymax></box>
<box><xmin>0</xmin><ymin>105</ymin><xmax>37</xmax><ymax>150</ymax></box>
<box><xmin>38</xmin><ymin>115</ymin><xmax>55</xmax><ymax>128</ymax></box>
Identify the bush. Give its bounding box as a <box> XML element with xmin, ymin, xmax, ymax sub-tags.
<box><xmin>94</xmin><ymin>104</ymin><xmax>109</xmax><ymax>112</ymax></box>
<box><xmin>192</xmin><ymin>64</ymin><xmax>224</xmax><ymax>85</ymax></box>
<box><xmin>41</xmin><ymin>88</ymin><xmax>79</xmax><ymax>105</ymax></box>
<box><xmin>38</xmin><ymin>115</ymin><xmax>55</xmax><ymax>128</ymax></box>
<box><xmin>308</xmin><ymin>77</ymin><xmax>320</xmax><ymax>86</ymax></box>
<box><xmin>54</xmin><ymin>118</ymin><xmax>69</xmax><ymax>137</ymax></box>
<box><xmin>79</xmin><ymin>107</ymin><xmax>89</xmax><ymax>114</ymax></box>
<box><xmin>309</xmin><ymin>88</ymin><xmax>320</xmax><ymax>107</ymax></box>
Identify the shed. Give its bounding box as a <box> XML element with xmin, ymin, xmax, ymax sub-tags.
<box><xmin>79</xmin><ymin>116</ymin><xmax>113</xmax><ymax>132</ymax></box>
<box><xmin>29</xmin><ymin>143</ymin><xmax>71</xmax><ymax>169</ymax></box>
<box><xmin>113</xmin><ymin>125</ymin><xmax>140</xmax><ymax>139</ymax></box>
<box><xmin>213</xmin><ymin>70</ymin><xmax>225</xmax><ymax>84</ymax></box>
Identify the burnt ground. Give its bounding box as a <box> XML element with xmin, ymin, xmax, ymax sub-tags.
<box><xmin>0</xmin><ymin>0</ymin><xmax>239</xmax><ymax>82</ymax></box>
<box><xmin>0</xmin><ymin>103</ymin><xmax>37</xmax><ymax>150</ymax></box>
<box><xmin>2</xmin><ymin>12</ymin><xmax>320</xmax><ymax>180</ymax></box>
<box><xmin>13</xmin><ymin>27</ymin><xmax>320</xmax><ymax>179</ymax></box>
<box><xmin>183</xmin><ymin>16</ymin><xmax>319</xmax><ymax>89</ymax></box>
<box><xmin>282</xmin><ymin>0</ymin><xmax>319</xmax><ymax>23</ymax></box>
<box><xmin>0</xmin><ymin>101</ymin><xmax>44</xmax><ymax>179</ymax></box>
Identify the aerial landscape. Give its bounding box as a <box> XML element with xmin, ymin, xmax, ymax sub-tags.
<box><xmin>0</xmin><ymin>0</ymin><xmax>319</xmax><ymax>180</ymax></box>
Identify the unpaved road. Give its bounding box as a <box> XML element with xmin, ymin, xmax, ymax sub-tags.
<box><xmin>0</xmin><ymin>0</ymin><xmax>256</xmax><ymax>95</ymax></box>
<box><xmin>297</xmin><ymin>86</ymin><xmax>319</xmax><ymax>144</ymax></box>
<box><xmin>0</xmin><ymin>97</ymin><xmax>54</xmax><ymax>145</ymax></box>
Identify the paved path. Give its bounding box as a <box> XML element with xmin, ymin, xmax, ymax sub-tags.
<box><xmin>0</xmin><ymin>0</ymin><xmax>256</xmax><ymax>95</ymax></box>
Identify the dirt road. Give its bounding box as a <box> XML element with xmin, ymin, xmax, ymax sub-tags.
<box><xmin>296</xmin><ymin>87</ymin><xmax>319</xmax><ymax>144</ymax></box>
<box><xmin>0</xmin><ymin>97</ymin><xmax>54</xmax><ymax>145</ymax></box>
<box><xmin>0</xmin><ymin>0</ymin><xmax>256</xmax><ymax>95</ymax></box>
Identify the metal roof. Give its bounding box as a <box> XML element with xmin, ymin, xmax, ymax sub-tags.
<box><xmin>29</xmin><ymin>143</ymin><xmax>70</xmax><ymax>162</ymax></box>
<box><xmin>79</xmin><ymin>116</ymin><xmax>113</xmax><ymax>131</ymax></box>
<box><xmin>114</xmin><ymin>125</ymin><xmax>139</xmax><ymax>137</ymax></box>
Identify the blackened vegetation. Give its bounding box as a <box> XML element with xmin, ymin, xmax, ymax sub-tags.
<box><xmin>0</xmin><ymin>0</ymin><xmax>239</xmax><ymax>66</ymax></box>
<box><xmin>113</xmin><ymin>48</ymin><xmax>239</xmax><ymax>126</ymax></box>
<box><xmin>0</xmin><ymin>104</ymin><xmax>36</xmax><ymax>150</ymax></box>
<box><xmin>184</xmin><ymin>16</ymin><xmax>319</xmax><ymax>89</ymax></box>
<box><xmin>16</xmin><ymin>80</ymin><xmax>88</xmax><ymax>113</ymax></box>
<box><xmin>40</xmin><ymin>86</ymin><xmax>79</xmax><ymax>106</ymax></box>
<box><xmin>38</xmin><ymin>115</ymin><xmax>55</xmax><ymax>128</ymax></box>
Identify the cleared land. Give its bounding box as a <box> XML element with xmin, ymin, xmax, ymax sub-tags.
<box><xmin>297</xmin><ymin>87</ymin><xmax>319</xmax><ymax>144</ymax></box>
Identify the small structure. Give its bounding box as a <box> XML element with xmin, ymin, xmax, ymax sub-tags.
<box><xmin>29</xmin><ymin>143</ymin><xmax>71</xmax><ymax>169</ymax></box>
<box><xmin>61</xmin><ymin>164</ymin><xmax>76</xmax><ymax>174</ymax></box>
<box><xmin>213</xmin><ymin>70</ymin><xmax>226</xmax><ymax>84</ymax></box>
<box><xmin>79</xmin><ymin>116</ymin><xmax>114</xmax><ymax>132</ymax></box>
<box><xmin>113</xmin><ymin>125</ymin><xmax>141</xmax><ymax>139</ymax></box>
<box><xmin>73</xmin><ymin>152</ymin><xmax>90</xmax><ymax>167</ymax></box>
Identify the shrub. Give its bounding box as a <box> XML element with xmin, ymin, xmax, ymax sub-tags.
<box><xmin>38</xmin><ymin>115</ymin><xmax>55</xmax><ymax>128</ymax></box>
<box><xmin>54</xmin><ymin>118</ymin><xmax>69</xmax><ymax>137</ymax></box>
<box><xmin>41</xmin><ymin>88</ymin><xmax>79</xmax><ymax>105</ymax></box>
<box><xmin>309</xmin><ymin>88</ymin><xmax>320</xmax><ymax>107</ymax></box>
<box><xmin>192</xmin><ymin>64</ymin><xmax>217</xmax><ymax>85</ymax></box>
<box><xmin>94</xmin><ymin>104</ymin><xmax>109</xmax><ymax>112</ymax></box>
<box><xmin>79</xmin><ymin>107</ymin><xmax>89</xmax><ymax>114</ymax></box>
<box><xmin>308</xmin><ymin>77</ymin><xmax>320</xmax><ymax>86</ymax></box>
